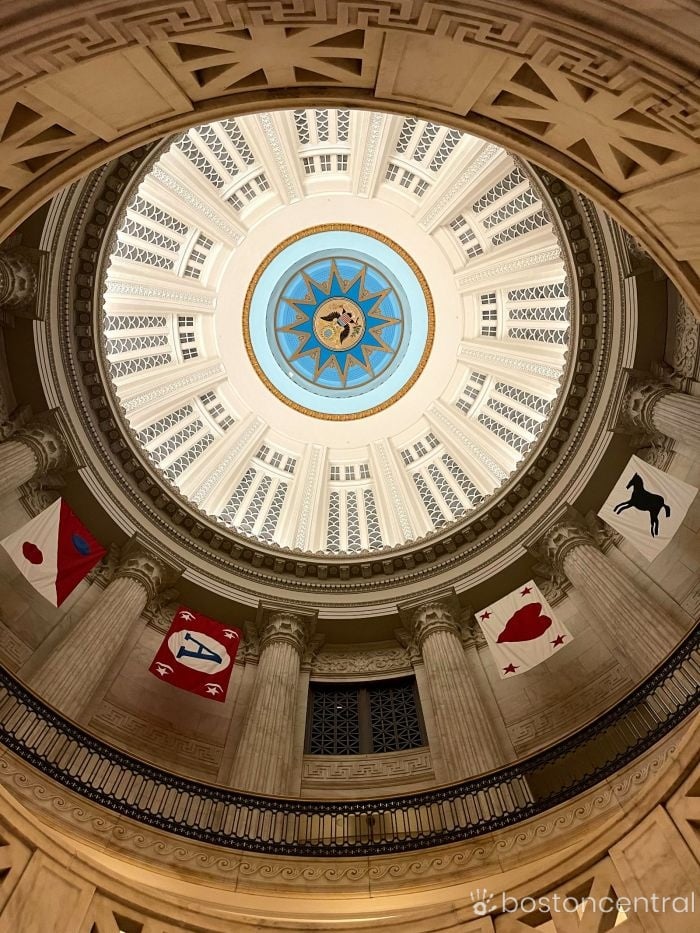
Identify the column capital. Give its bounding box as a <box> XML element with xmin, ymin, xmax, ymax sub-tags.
<box><xmin>409</xmin><ymin>601</ymin><xmax>460</xmax><ymax>650</ymax></box>
<box><xmin>618</xmin><ymin>371</ymin><xmax>673</xmax><ymax>434</ymax></box>
<box><xmin>115</xmin><ymin>540</ymin><xmax>181</xmax><ymax>603</ymax></box>
<box><xmin>0</xmin><ymin>247</ymin><xmax>42</xmax><ymax>317</ymax></box>
<box><xmin>535</xmin><ymin>509</ymin><xmax>598</xmax><ymax>574</ymax></box>
<box><xmin>259</xmin><ymin>609</ymin><xmax>316</xmax><ymax>657</ymax></box>
<box><xmin>13</xmin><ymin>418</ymin><xmax>69</xmax><ymax>475</ymax></box>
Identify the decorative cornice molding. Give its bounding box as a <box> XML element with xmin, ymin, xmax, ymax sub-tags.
<box><xmin>456</xmin><ymin>246</ymin><xmax>562</xmax><ymax>289</ymax></box>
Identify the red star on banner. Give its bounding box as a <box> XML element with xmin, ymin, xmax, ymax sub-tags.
<box><xmin>480</xmin><ymin>610</ymin><xmax>491</xmax><ymax>620</ymax></box>
<box><xmin>520</xmin><ymin>586</ymin><xmax>532</xmax><ymax>596</ymax></box>
<box><xmin>551</xmin><ymin>634</ymin><xmax>566</xmax><ymax>647</ymax></box>
<box><xmin>503</xmin><ymin>663</ymin><xmax>519</xmax><ymax>674</ymax></box>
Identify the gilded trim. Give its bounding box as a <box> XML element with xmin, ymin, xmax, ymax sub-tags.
<box><xmin>241</xmin><ymin>224</ymin><xmax>435</xmax><ymax>421</ymax></box>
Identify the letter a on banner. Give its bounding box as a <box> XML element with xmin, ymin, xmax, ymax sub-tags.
<box><xmin>149</xmin><ymin>606</ymin><xmax>242</xmax><ymax>701</ymax></box>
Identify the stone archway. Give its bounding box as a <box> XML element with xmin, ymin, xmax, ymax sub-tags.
<box><xmin>0</xmin><ymin>1</ymin><xmax>698</xmax><ymax>311</ymax></box>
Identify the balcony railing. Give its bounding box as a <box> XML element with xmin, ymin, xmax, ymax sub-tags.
<box><xmin>0</xmin><ymin>627</ymin><xmax>697</xmax><ymax>857</ymax></box>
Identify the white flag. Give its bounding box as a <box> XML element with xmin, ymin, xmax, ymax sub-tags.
<box><xmin>598</xmin><ymin>455</ymin><xmax>697</xmax><ymax>561</ymax></box>
<box><xmin>476</xmin><ymin>580</ymin><xmax>573</xmax><ymax>678</ymax></box>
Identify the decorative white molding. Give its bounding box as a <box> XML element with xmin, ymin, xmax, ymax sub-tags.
<box><xmin>428</xmin><ymin>403</ymin><xmax>508</xmax><ymax>481</ymax></box>
<box><xmin>105</xmin><ymin>280</ymin><xmax>215</xmax><ymax>308</ymax></box>
<box><xmin>294</xmin><ymin>445</ymin><xmax>322</xmax><ymax>548</ymax></box>
<box><xmin>312</xmin><ymin>643</ymin><xmax>411</xmax><ymax>677</ymax></box>
<box><xmin>419</xmin><ymin>144</ymin><xmax>499</xmax><ymax>229</ymax></box>
<box><xmin>256</xmin><ymin>113</ymin><xmax>300</xmax><ymax>202</ymax></box>
<box><xmin>357</xmin><ymin>111</ymin><xmax>384</xmax><ymax>196</ymax></box>
<box><xmin>456</xmin><ymin>247</ymin><xmax>562</xmax><ymax>289</ymax></box>
<box><xmin>458</xmin><ymin>346</ymin><xmax>563</xmax><ymax>380</ymax></box>
<box><xmin>151</xmin><ymin>164</ymin><xmax>243</xmax><ymax>241</ymax></box>
<box><xmin>373</xmin><ymin>439</ymin><xmax>414</xmax><ymax>539</ymax></box>
<box><xmin>192</xmin><ymin>416</ymin><xmax>264</xmax><ymax>506</ymax></box>
<box><xmin>122</xmin><ymin>364</ymin><xmax>225</xmax><ymax>413</ymax></box>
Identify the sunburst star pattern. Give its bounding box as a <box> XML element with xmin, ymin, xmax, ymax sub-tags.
<box><xmin>275</xmin><ymin>258</ymin><xmax>403</xmax><ymax>390</ymax></box>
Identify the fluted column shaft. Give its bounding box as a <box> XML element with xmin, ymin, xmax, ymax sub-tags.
<box><xmin>0</xmin><ymin>439</ymin><xmax>39</xmax><ymax>494</ymax></box>
<box><xmin>30</xmin><ymin>576</ymin><xmax>148</xmax><ymax>720</ymax></box>
<box><xmin>562</xmin><ymin>543</ymin><xmax>678</xmax><ymax>675</ymax></box>
<box><xmin>652</xmin><ymin>392</ymin><xmax>700</xmax><ymax>450</ymax></box>
<box><xmin>28</xmin><ymin>546</ymin><xmax>173</xmax><ymax>721</ymax></box>
<box><xmin>231</xmin><ymin>613</ymin><xmax>310</xmax><ymax>795</ymax></box>
<box><xmin>412</xmin><ymin>605</ymin><xmax>502</xmax><ymax>780</ymax></box>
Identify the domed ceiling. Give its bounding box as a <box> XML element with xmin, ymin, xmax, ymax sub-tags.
<box><xmin>101</xmin><ymin>109</ymin><xmax>571</xmax><ymax>555</ymax></box>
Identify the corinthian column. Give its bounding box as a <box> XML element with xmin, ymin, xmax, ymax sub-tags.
<box><xmin>230</xmin><ymin>611</ymin><xmax>314</xmax><ymax>795</ymax></box>
<box><xmin>539</xmin><ymin>516</ymin><xmax>684</xmax><ymax>676</ymax></box>
<box><xmin>622</xmin><ymin>373</ymin><xmax>700</xmax><ymax>451</ymax></box>
<box><xmin>409</xmin><ymin>602</ymin><xmax>502</xmax><ymax>780</ymax></box>
<box><xmin>28</xmin><ymin>543</ymin><xmax>177</xmax><ymax>721</ymax></box>
<box><xmin>0</xmin><ymin>420</ymin><xmax>68</xmax><ymax>495</ymax></box>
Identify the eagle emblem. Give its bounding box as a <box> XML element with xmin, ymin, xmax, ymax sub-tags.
<box><xmin>320</xmin><ymin>305</ymin><xmax>357</xmax><ymax>344</ymax></box>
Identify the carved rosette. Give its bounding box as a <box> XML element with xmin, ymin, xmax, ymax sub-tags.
<box><xmin>13</xmin><ymin>420</ymin><xmax>69</xmax><ymax>475</ymax></box>
<box><xmin>537</xmin><ymin>513</ymin><xmax>598</xmax><ymax>575</ymax></box>
<box><xmin>260</xmin><ymin>610</ymin><xmax>315</xmax><ymax>657</ymax></box>
<box><xmin>620</xmin><ymin>373</ymin><xmax>673</xmax><ymax>434</ymax></box>
<box><xmin>0</xmin><ymin>248</ymin><xmax>39</xmax><ymax>311</ymax></box>
<box><xmin>410</xmin><ymin>602</ymin><xmax>460</xmax><ymax>651</ymax></box>
<box><xmin>116</xmin><ymin>542</ymin><xmax>180</xmax><ymax>604</ymax></box>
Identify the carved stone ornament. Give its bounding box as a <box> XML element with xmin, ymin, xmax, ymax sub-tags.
<box><xmin>619</xmin><ymin>371</ymin><xmax>673</xmax><ymax>435</ymax></box>
<box><xmin>86</xmin><ymin>541</ymin><xmax>121</xmax><ymax>587</ymax></box>
<box><xmin>142</xmin><ymin>588</ymin><xmax>181</xmax><ymax>633</ymax></box>
<box><xmin>13</xmin><ymin>417</ymin><xmax>69</xmax><ymax>475</ymax></box>
<box><xmin>672</xmin><ymin>296</ymin><xmax>700</xmax><ymax>380</ymax></box>
<box><xmin>409</xmin><ymin>601</ymin><xmax>461</xmax><ymax>650</ymax></box>
<box><xmin>18</xmin><ymin>470</ymin><xmax>65</xmax><ymax>518</ymax></box>
<box><xmin>535</xmin><ymin>509</ymin><xmax>598</xmax><ymax>574</ymax></box>
<box><xmin>259</xmin><ymin>610</ymin><xmax>316</xmax><ymax>656</ymax></box>
<box><xmin>312</xmin><ymin>642</ymin><xmax>412</xmax><ymax>677</ymax></box>
<box><xmin>116</xmin><ymin>539</ymin><xmax>181</xmax><ymax>604</ymax></box>
<box><xmin>0</xmin><ymin>247</ymin><xmax>41</xmax><ymax>312</ymax></box>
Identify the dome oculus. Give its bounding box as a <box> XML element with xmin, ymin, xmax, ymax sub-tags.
<box><xmin>244</xmin><ymin>225</ymin><xmax>433</xmax><ymax>417</ymax></box>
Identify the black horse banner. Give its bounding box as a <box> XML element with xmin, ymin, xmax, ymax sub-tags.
<box><xmin>598</xmin><ymin>455</ymin><xmax>697</xmax><ymax>561</ymax></box>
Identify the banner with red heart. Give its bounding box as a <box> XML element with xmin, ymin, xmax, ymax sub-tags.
<box><xmin>476</xmin><ymin>581</ymin><xmax>572</xmax><ymax>677</ymax></box>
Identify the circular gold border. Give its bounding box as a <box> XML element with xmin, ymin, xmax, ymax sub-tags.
<box><xmin>242</xmin><ymin>224</ymin><xmax>435</xmax><ymax>421</ymax></box>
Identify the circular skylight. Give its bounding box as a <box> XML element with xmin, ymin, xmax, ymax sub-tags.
<box><xmin>101</xmin><ymin>109</ymin><xmax>571</xmax><ymax>555</ymax></box>
<box><xmin>244</xmin><ymin>225</ymin><xmax>433</xmax><ymax>418</ymax></box>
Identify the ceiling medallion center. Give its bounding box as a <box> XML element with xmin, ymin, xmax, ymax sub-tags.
<box><xmin>243</xmin><ymin>224</ymin><xmax>434</xmax><ymax>421</ymax></box>
<box><xmin>313</xmin><ymin>298</ymin><xmax>365</xmax><ymax>351</ymax></box>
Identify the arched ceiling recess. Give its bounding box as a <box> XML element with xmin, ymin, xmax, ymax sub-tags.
<box><xmin>0</xmin><ymin>1</ymin><xmax>697</xmax><ymax>319</ymax></box>
<box><xmin>40</xmin><ymin>106</ymin><xmax>631</xmax><ymax>614</ymax></box>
